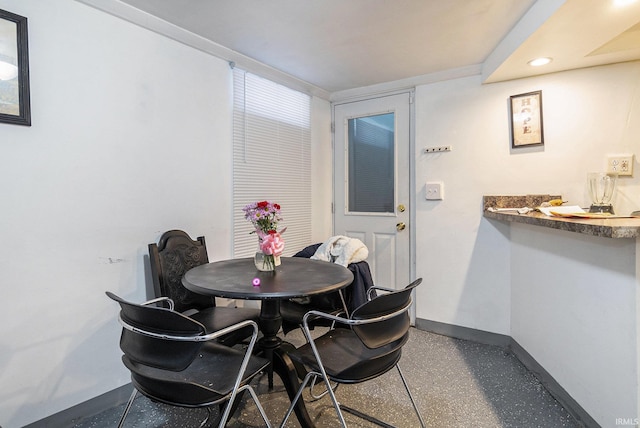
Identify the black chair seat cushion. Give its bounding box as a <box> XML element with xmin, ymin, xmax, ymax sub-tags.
<box><xmin>123</xmin><ymin>341</ymin><xmax>269</xmax><ymax>407</ymax></box>
<box><xmin>289</xmin><ymin>329</ymin><xmax>408</xmax><ymax>384</ymax></box>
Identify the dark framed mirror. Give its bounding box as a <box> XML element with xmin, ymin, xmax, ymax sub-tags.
<box><xmin>0</xmin><ymin>8</ymin><xmax>30</xmax><ymax>126</ymax></box>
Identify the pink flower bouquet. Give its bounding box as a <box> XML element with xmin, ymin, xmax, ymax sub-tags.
<box><xmin>243</xmin><ymin>200</ymin><xmax>286</xmax><ymax>270</ymax></box>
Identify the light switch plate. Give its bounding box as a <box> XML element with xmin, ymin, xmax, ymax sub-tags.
<box><xmin>426</xmin><ymin>182</ymin><xmax>444</xmax><ymax>200</ymax></box>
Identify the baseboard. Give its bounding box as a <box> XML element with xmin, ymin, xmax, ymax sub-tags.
<box><xmin>23</xmin><ymin>384</ymin><xmax>133</xmax><ymax>428</ymax></box>
<box><xmin>415</xmin><ymin>318</ymin><xmax>512</xmax><ymax>348</ymax></box>
<box><xmin>508</xmin><ymin>339</ymin><xmax>598</xmax><ymax>428</ymax></box>
<box><xmin>415</xmin><ymin>318</ymin><xmax>598</xmax><ymax>428</ymax></box>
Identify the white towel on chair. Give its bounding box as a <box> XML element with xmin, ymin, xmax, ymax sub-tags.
<box><xmin>311</xmin><ymin>235</ymin><xmax>368</xmax><ymax>267</ymax></box>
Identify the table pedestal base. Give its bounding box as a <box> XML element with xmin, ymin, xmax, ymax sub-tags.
<box><xmin>257</xmin><ymin>300</ymin><xmax>315</xmax><ymax>427</ymax></box>
<box><xmin>258</xmin><ymin>300</ymin><xmax>283</xmax><ymax>388</ymax></box>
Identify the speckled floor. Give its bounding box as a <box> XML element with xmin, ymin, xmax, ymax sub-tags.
<box><xmin>74</xmin><ymin>328</ymin><xmax>580</xmax><ymax>427</ymax></box>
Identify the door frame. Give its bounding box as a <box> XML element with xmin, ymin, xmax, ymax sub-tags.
<box><xmin>331</xmin><ymin>89</ymin><xmax>417</xmax><ymax>320</ymax></box>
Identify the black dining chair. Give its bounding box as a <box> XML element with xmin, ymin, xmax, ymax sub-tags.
<box><xmin>106</xmin><ymin>291</ymin><xmax>272</xmax><ymax>428</ymax></box>
<box><xmin>279</xmin><ymin>278</ymin><xmax>425</xmax><ymax>428</ymax></box>
<box><xmin>280</xmin><ymin>243</ymin><xmax>374</xmax><ymax>334</ymax></box>
<box><xmin>149</xmin><ymin>229</ymin><xmax>260</xmax><ymax>346</ymax></box>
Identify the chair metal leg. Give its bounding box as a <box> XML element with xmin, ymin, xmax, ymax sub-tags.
<box><xmin>322</xmin><ymin>365</ymin><xmax>426</xmax><ymax>428</ymax></box>
<box><xmin>281</xmin><ymin>325</ymin><xmax>349</xmax><ymax>427</ymax></box>
<box><xmin>310</xmin><ymin>355</ymin><xmax>348</xmax><ymax>426</ymax></box>
<box><xmin>218</xmin><ymin>384</ymin><xmax>272</xmax><ymax>428</ymax></box>
<box><xmin>280</xmin><ymin>370</ymin><xmax>348</xmax><ymax>427</ymax></box>
<box><xmin>308</xmin><ymin>373</ymin><xmax>339</xmax><ymax>401</ymax></box>
<box><xmin>217</xmin><ymin>391</ymin><xmax>240</xmax><ymax>428</ymax></box>
<box><xmin>117</xmin><ymin>389</ymin><xmax>137</xmax><ymax>428</ymax></box>
<box><xmin>316</xmin><ymin>370</ymin><xmax>348</xmax><ymax>428</ymax></box>
<box><xmin>199</xmin><ymin>407</ymin><xmax>212</xmax><ymax>428</ymax></box>
<box><xmin>396</xmin><ymin>365</ymin><xmax>426</xmax><ymax>428</ymax></box>
<box><xmin>339</xmin><ymin>405</ymin><xmax>395</xmax><ymax>428</ymax></box>
<box><xmin>279</xmin><ymin>371</ymin><xmax>315</xmax><ymax>427</ymax></box>
<box><xmin>245</xmin><ymin>385</ymin><xmax>273</xmax><ymax>427</ymax></box>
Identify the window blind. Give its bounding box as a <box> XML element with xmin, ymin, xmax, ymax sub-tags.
<box><xmin>232</xmin><ymin>68</ymin><xmax>312</xmax><ymax>257</ymax></box>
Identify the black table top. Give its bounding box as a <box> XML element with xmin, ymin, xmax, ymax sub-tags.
<box><xmin>182</xmin><ymin>257</ymin><xmax>354</xmax><ymax>300</ymax></box>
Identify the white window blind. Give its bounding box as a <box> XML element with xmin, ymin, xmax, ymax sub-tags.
<box><xmin>232</xmin><ymin>68</ymin><xmax>312</xmax><ymax>257</ymax></box>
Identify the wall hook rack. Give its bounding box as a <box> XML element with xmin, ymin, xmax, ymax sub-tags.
<box><xmin>424</xmin><ymin>145</ymin><xmax>452</xmax><ymax>153</ymax></box>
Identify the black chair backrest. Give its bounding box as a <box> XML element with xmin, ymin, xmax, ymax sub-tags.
<box><xmin>106</xmin><ymin>291</ymin><xmax>206</xmax><ymax>371</ymax></box>
<box><xmin>350</xmin><ymin>278</ymin><xmax>422</xmax><ymax>349</ymax></box>
<box><xmin>293</xmin><ymin>242</ymin><xmax>375</xmax><ymax>312</ymax></box>
<box><xmin>148</xmin><ymin>230</ymin><xmax>215</xmax><ymax>313</ymax></box>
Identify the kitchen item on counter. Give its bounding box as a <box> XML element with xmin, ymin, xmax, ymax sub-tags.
<box><xmin>487</xmin><ymin>207</ymin><xmax>533</xmax><ymax>214</ymax></box>
<box><xmin>588</xmin><ymin>172</ymin><xmax>618</xmax><ymax>214</ymax></box>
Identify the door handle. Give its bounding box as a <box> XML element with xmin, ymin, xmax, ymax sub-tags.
<box><xmin>396</xmin><ymin>222</ymin><xmax>406</xmax><ymax>232</ymax></box>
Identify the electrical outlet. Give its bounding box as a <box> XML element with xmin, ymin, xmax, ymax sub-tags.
<box><xmin>607</xmin><ymin>154</ymin><xmax>634</xmax><ymax>176</ymax></box>
<box><xmin>426</xmin><ymin>182</ymin><xmax>444</xmax><ymax>200</ymax></box>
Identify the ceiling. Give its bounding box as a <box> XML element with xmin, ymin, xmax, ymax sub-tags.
<box><xmin>80</xmin><ymin>0</ymin><xmax>640</xmax><ymax>98</ymax></box>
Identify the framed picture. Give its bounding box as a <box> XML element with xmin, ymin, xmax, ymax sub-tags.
<box><xmin>0</xmin><ymin>8</ymin><xmax>30</xmax><ymax>126</ymax></box>
<box><xmin>509</xmin><ymin>90</ymin><xmax>543</xmax><ymax>148</ymax></box>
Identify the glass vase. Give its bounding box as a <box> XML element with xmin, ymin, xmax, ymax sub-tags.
<box><xmin>254</xmin><ymin>251</ymin><xmax>281</xmax><ymax>272</ymax></box>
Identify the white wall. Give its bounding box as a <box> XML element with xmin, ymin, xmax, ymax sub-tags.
<box><xmin>414</xmin><ymin>61</ymin><xmax>640</xmax><ymax>426</ymax></box>
<box><xmin>511</xmin><ymin>223</ymin><xmax>637</xmax><ymax>426</ymax></box>
<box><xmin>414</xmin><ymin>61</ymin><xmax>640</xmax><ymax>335</ymax></box>
<box><xmin>0</xmin><ymin>1</ymin><xmax>330</xmax><ymax>426</ymax></box>
<box><xmin>0</xmin><ymin>1</ymin><xmax>232</xmax><ymax>426</ymax></box>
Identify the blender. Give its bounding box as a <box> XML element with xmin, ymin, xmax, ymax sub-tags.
<box><xmin>588</xmin><ymin>172</ymin><xmax>618</xmax><ymax>214</ymax></box>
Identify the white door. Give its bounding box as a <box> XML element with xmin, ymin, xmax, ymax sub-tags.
<box><xmin>333</xmin><ymin>92</ymin><xmax>412</xmax><ymax>291</ymax></box>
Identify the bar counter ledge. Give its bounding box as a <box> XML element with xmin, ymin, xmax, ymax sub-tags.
<box><xmin>483</xmin><ymin>195</ymin><xmax>640</xmax><ymax>239</ymax></box>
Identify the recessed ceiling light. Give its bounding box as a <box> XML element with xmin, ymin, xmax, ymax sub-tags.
<box><xmin>528</xmin><ymin>57</ymin><xmax>553</xmax><ymax>67</ymax></box>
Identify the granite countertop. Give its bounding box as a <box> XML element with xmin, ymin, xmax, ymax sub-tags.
<box><xmin>483</xmin><ymin>195</ymin><xmax>640</xmax><ymax>239</ymax></box>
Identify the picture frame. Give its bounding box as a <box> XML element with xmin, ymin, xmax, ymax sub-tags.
<box><xmin>0</xmin><ymin>8</ymin><xmax>30</xmax><ymax>126</ymax></box>
<box><xmin>509</xmin><ymin>90</ymin><xmax>543</xmax><ymax>148</ymax></box>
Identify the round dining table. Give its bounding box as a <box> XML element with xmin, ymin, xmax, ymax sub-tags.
<box><xmin>182</xmin><ymin>256</ymin><xmax>353</xmax><ymax>427</ymax></box>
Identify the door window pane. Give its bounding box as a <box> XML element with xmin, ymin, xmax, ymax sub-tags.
<box><xmin>348</xmin><ymin>113</ymin><xmax>395</xmax><ymax>213</ymax></box>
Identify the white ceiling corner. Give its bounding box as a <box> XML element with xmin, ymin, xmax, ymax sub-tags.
<box><xmin>76</xmin><ymin>0</ymin><xmax>640</xmax><ymax>98</ymax></box>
